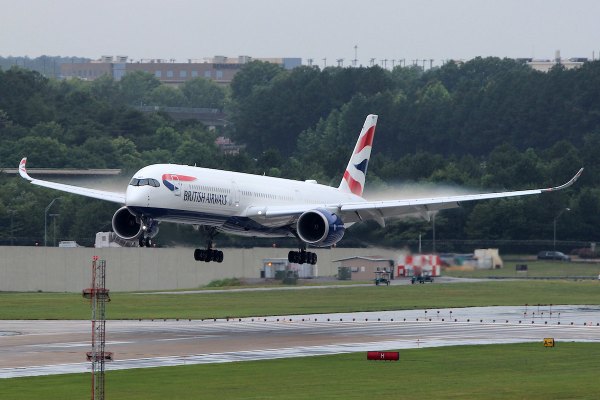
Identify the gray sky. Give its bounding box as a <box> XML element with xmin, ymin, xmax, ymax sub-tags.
<box><xmin>2</xmin><ymin>0</ymin><xmax>599</xmax><ymax>66</ymax></box>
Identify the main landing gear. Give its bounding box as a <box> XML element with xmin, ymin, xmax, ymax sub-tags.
<box><xmin>194</xmin><ymin>247</ymin><xmax>224</xmax><ymax>263</ymax></box>
<box><xmin>194</xmin><ymin>229</ymin><xmax>223</xmax><ymax>263</ymax></box>
<box><xmin>288</xmin><ymin>249</ymin><xmax>317</xmax><ymax>265</ymax></box>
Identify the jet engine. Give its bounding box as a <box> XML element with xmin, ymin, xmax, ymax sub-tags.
<box><xmin>297</xmin><ymin>208</ymin><xmax>345</xmax><ymax>247</ymax></box>
<box><xmin>111</xmin><ymin>206</ymin><xmax>143</xmax><ymax>240</ymax></box>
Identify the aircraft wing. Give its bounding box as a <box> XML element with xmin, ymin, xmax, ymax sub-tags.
<box><xmin>245</xmin><ymin>168</ymin><xmax>584</xmax><ymax>226</ymax></box>
<box><xmin>18</xmin><ymin>158</ymin><xmax>126</xmax><ymax>204</ymax></box>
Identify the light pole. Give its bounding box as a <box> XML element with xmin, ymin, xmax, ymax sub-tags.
<box><xmin>45</xmin><ymin>198</ymin><xmax>60</xmax><ymax>247</ymax></box>
<box><xmin>49</xmin><ymin>213</ymin><xmax>59</xmax><ymax>247</ymax></box>
<box><xmin>8</xmin><ymin>209</ymin><xmax>15</xmax><ymax>246</ymax></box>
<box><xmin>553</xmin><ymin>208</ymin><xmax>570</xmax><ymax>250</ymax></box>
<box><xmin>432</xmin><ymin>212</ymin><xmax>437</xmax><ymax>253</ymax></box>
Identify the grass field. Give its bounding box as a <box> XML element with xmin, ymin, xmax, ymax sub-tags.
<box><xmin>1</xmin><ymin>280</ymin><xmax>599</xmax><ymax>320</ymax></box>
<box><xmin>444</xmin><ymin>260</ymin><xmax>600</xmax><ymax>278</ymax></box>
<box><xmin>1</xmin><ymin>342</ymin><xmax>599</xmax><ymax>399</ymax></box>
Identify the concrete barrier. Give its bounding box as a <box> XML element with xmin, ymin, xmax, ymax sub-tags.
<box><xmin>0</xmin><ymin>246</ymin><xmax>397</xmax><ymax>292</ymax></box>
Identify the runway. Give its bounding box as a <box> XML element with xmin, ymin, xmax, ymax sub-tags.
<box><xmin>1</xmin><ymin>305</ymin><xmax>600</xmax><ymax>378</ymax></box>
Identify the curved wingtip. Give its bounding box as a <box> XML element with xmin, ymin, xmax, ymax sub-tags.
<box><xmin>542</xmin><ymin>167</ymin><xmax>584</xmax><ymax>192</ymax></box>
<box><xmin>19</xmin><ymin>157</ymin><xmax>33</xmax><ymax>181</ymax></box>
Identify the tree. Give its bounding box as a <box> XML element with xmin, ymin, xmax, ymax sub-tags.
<box><xmin>181</xmin><ymin>78</ymin><xmax>227</xmax><ymax>109</ymax></box>
<box><xmin>119</xmin><ymin>71</ymin><xmax>161</xmax><ymax>105</ymax></box>
<box><xmin>147</xmin><ymin>85</ymin><xmax>186</xmax><ymax>107</ymax></box>
<box><xmin>230</xmin><ymin>61</ymin><xmax>284</xmax><ymax>101</ymax></box>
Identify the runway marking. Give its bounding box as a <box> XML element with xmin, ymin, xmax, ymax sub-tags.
<box><xmin>25</xmin><ymin>341</ymin><xmax>131</xmax><ymax>348</ymax></box>
<box><xmin>2</xmin><ymin>306</ymin><xmax>599</xmax><ymax>379</ymax></box>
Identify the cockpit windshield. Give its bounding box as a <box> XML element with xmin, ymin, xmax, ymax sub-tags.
<box><xmin>129</xmin><ymin>178</ymin><xmax>160</xmax><ymax>187</ymax></box>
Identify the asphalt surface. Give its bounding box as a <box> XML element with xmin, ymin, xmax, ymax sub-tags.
<box><xmin>1</xmin><ymin>305</ymin><xmax>600</xmax><ymax>378</ymax></box>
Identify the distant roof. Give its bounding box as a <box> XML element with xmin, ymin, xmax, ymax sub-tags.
<box><xmin>332</xmin><ymin>256</ymin><xmax>394</xmax><ymax>263</ymax></box>
<box><xmin>1</xmin><ymin>168</ymin><xmax>121</xmax><ymax>176</ymax></box>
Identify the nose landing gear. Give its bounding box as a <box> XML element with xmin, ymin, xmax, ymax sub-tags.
<box><xmin>139</xmin><ymin>236</ymin><xmax>153</xmax><ymax>247</ymax></box>
<box><xmin>138</xmin><ymin>218</ymin><xmax>158</xmax><ymax>247</ymax></box>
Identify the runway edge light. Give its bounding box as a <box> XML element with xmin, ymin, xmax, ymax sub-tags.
<box><xmin>544</xmin><ymin>338</ymin><xmax>555</xmax><ymax>347</ymax></box>
<box><xmin>367</xmin><ymin>351</ymin><xmax>399</xmax><ymax>361</ymax></box>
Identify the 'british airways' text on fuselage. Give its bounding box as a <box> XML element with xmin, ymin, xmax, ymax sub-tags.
<box><xmin>183</xmin><ymin>191</ymin><xmax>228</xmax><ymax>205</ymax></box>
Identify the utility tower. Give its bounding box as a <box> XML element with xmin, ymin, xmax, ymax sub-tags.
<box><xmin>83</xmin><ymin>257</ymin><xmax>112</xmax><ymax>400</ymax></box>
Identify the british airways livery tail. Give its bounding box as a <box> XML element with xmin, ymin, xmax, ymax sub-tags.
<box><xmin>18</xmin><ymin>115</ymin><xmax>583</xmax><ymax>265</ymax></box>
<box><xmin>339</xmin><ymin>114</ymin><xmax>377</xmax><ymax>197</ymax></box>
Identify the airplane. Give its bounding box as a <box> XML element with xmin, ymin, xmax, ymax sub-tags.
<box><xmin>18</xmin><ymin>114</ymin><xmax>583</xmax><ymax>264</ymax></box>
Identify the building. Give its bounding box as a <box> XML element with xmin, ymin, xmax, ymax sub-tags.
<box><xmin>262</xmin><ymin>258</ymin><xmax>317</xmax><ymax>279</ymax></box>
<box><xmin>333</xmin><ymin>256</ymin><xmax>395</xmax><ymax>281</ymax></box>
<box><xmin>522</xmin><ymin>50</ymin><xmax>587</xmax><ymax>72</ymax></box>
<box><xmin>60</xmin><ymin>55</ymin><xmax>302</xmax><ymax>85</ymax></box>
<box><xmin>396</xmin><ymin>254</ymin><xmax>441</xmax><ymax>277</ymax></box>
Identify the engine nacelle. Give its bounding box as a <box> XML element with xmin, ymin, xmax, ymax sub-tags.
<box><xmin>112</xmin><ymin>207</ymin><xmax>143</xmax><ymax>240</ymax></box>
<box><xmin>297</xmin><ymin>208</ymin><xmax>345</xmax><ymax>247</ymax></box>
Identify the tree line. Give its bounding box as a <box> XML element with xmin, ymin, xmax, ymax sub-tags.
<box><xmin>0</xmin><ymin>58</ymin><xmax>598</xmax><ymax>252</ymax></box>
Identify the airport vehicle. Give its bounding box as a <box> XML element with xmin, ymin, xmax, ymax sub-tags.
<box><xmin>374</xmin><ymin>270</ymin><xmax>391</xmax><ymax>286</ymax></box>
<box><xmin>18</xmin><ymin>115</ymin><xmax>583</xmax><ymax>264</ymax></box>
<box><xmin>412</xmin><ymin>273</ymin><xmax>434</xmax><ymax>284</ymax></box>
<box><xmin>537</xmin><ymin>251</ymin><xmax>571</xmax><ymax>261</ymax></box>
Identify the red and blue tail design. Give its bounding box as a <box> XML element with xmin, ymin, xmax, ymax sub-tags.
<box><xmin>338</xmin><ymin>114</ymin><xmax>378</xmax><ymax>197</ymax></box>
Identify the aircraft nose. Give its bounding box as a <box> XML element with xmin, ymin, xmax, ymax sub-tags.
<box><xmin>126</xmin><ymin>186</ymin><xmax>149</xmax><ymax>207</ymax></box>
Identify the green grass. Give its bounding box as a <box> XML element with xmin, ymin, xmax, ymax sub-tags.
<box><xmin>205</xmin><ymin>277</ymin><xmax>243</xmax><ymax>287</ymax></box>
<box><xmin>444</xmin><ymin>260</ymin><xmax>600</xmax><ymax>278</ymax></box>
<box><xmin>1</xmin><ymin>342</ymin><xmax>599</xmax><ymax>399</ymax></box>
<box><xmin>1</xmin><ymin>280</ymin><xmax>599</xmax><ymax>320</ymax></box>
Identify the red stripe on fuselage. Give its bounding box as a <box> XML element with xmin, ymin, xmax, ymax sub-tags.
<box><xmin>355</xmin><ymin>126</ymin><xmax>375</xmax><ymax>154</ymax></box>
<box><xmin>343</xmin><ymin>170</ymin><xmax>363</xmax><ymax>196</ymax></box>
<box><xmin>161</xmin><ymin>174</ymin><xmax>197</xmax><ymax>182</ymax></box>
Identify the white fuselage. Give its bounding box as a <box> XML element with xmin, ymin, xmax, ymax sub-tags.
<box><xmin>125</xmin><ymin>164</ymin><xmax>364</xmax><ymax>238</ymax></box>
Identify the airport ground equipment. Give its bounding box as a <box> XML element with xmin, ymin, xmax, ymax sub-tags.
<box><xmin>83</xmin><ymin>257</ymin><xmax>112</xmax><ymax>400</ymax></box>
<box><xmin>374</xmin><ymin>270</ymin><xmax>391</xmax><ymax>285</ymax></box>
<box><xmin>411</xmin><ymin>273</ymin><xmax>434</xmax><ymax>284</ymax></box>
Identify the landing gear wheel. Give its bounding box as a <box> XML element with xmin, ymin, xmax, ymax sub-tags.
<box><xmin>194</xmin><ymin>249</ymin><xmax>206</xmax><ymax>261</ymax></box>
<box><xmin>194</xmin><ymin>234</ymin><xmax>224</xmax><ymax>263</ymax></box>
<box><xmin>288</xmin><ymin>250</ymin><xmax>317</xmax><ymax>265</ymax></box>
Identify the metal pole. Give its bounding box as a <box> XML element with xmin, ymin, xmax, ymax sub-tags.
<box><xmin>553</xmin><ymin>208</ymin><xmax>570</xmax><ymax>250</ymax></box>
<box><xmin>8</xmin><ymin>209</ymin><xmax>14</xmax><ymax>246</ymax></box>
<box><xmin>44</xmin><ymin>198</ymin><xmax>60</xmax><ymax>247</ymax></box>
<box><xmin>50</xmin><ymin>214</ymin><xmax>59</xmax><ymax>247</ymax></box>
<box><xmin>553</xmin><ymin>218</ymin><xmax>557</xmax><ymax>250</ymax></box>
<box><xmin>432</xmin><ymin>213</ymin><xmax>436</xmax><ymax>253</ymax></box>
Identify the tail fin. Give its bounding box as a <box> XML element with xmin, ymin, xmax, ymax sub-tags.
<box><xmin>338</xmin><ymin>114</ymin><xmax>378</xmax><ymax>197</ymax></box>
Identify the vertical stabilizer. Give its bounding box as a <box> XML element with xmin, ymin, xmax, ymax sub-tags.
<box><xmin>338</xmin><ymin>114</ymin><xmax>378</xmax><ymax>197</ymax></box>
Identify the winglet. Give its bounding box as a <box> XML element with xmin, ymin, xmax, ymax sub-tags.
<box><xmin>541</xmin><ymin>168</ymin><xmax>584</xmax><ymax>192</ymax></box>
<box><xmin>19</xmin><ymin>157</ymin><xmax>33</xmax><ymax>181</ymax></box>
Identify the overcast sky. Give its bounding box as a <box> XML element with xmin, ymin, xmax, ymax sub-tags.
<box><xmin>2</xmin><ymin>0</ymin><xmax>599</xmax><ymax>66</ymax></box>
